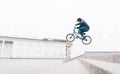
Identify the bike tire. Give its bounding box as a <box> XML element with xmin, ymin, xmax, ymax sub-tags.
<box><xmin>82</xmin><ymin>35</ymin><xmax>92</xmax><ymax>45</ymax></box>
<box><xmin>66</xmin><ymin>33</ymin><xmax>75</xmax><ymax>42</ymax></box>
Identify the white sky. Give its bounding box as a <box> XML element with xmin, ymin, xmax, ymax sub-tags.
<box><xmin>0</xmin><ymin>0</ymin><xmax>120</xmax><ymax>51</ymax></box>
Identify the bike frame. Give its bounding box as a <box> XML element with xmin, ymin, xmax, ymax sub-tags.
<box><xmin>72</xmin><ymin>26</ymin><xmax>82</xmax><ymax>39</ymax></box>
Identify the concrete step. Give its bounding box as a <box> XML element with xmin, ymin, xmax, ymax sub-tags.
<box><xmin>79</xmin><ymin>58</ymin><xmax>120</xmax><ymax>74</ymax></box>
<box><xmin>82</xmin><ymin>52</ymin><xmax>120</xmax><ymax>63</ymax></box>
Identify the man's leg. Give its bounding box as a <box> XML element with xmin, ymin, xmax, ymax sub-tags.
<box><xmin>78</xmin><ymin>28</ymin><xmax>83</xmax><ymax>37</ymax></box>
<box><xmin>79</xmin><ymin>27</ymin><xmax>89</xmax><ymax>37</ymax></box>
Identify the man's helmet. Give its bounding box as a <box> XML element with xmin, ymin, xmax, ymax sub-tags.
<box><xmin>77</xmin><ymin>18</ymin><xmax>82</xmax><ymax>22</ymax></box>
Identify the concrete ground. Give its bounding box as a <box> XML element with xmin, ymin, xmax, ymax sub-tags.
<box><xmin>0</xmin><ymin>59</ymin><xmax>90</xmax><ymax>74</ymax></box>
<box><xmin>80</xmin><ymin>58</ymin><xmax>120</xmax><ymax>74</ymax></box>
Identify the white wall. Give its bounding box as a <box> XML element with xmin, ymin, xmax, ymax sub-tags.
<box><xmin>13</xmin><ymin>39</ymin><xmax>66</xmax><ymax>58</ymax></box>
<box><xmin>0</xmin><ymin>37</ymin><xmax>66</xmax><ymax>58</ymax></box>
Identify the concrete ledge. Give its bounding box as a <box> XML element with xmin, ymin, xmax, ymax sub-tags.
<box><xmin>0</xmin><ymin>36</ymin><xmax>66</xmax><ymax>42</ymax></box>
<box><xmin>79</xmin><ymin>58</ymin><xmax>120</xmax><ymax>74</ymax></box>
<box><xmin>82</xmin><ymin>52</ymin><xmax>120</xmax><ymax>63</ymax></box>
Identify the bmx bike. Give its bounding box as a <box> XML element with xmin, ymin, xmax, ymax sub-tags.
<box><xmin>66</xmin><ymin>26</ymin><xmax>92</xmax><ymax>45</ymax></box>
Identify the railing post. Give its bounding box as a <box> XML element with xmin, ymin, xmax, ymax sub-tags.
<box><xmin>66</xmin><ymin>42</ymin><xmax>72</xmax><ymax>58</ymax></box>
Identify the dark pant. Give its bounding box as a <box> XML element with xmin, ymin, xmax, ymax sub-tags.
<box><xmin>78</xmin><ymin>26</ymin><xmax>89</xmax><ymax>36</ymax></box>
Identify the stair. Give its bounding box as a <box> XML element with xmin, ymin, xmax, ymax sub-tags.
<box><xmin>79</xmin><ymin>58</ymin><xmax>120</xmax><ymax>74</ymax></box>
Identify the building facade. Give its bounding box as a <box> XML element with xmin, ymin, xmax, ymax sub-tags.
<box><xmin>0</xmin><ymin>36</ymin><xmax>66</xmax><ymax>58</ymax></box>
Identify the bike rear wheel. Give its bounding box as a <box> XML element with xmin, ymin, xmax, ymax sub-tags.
<box><xmin>82</xmin><ymin>35</ymin><xmax>92</xmax><ymax>45</ymax></box>
<box><xmin>66</xmin><ymin>33</ymin><xmax>75</xmax><ymax>42</ymax></box>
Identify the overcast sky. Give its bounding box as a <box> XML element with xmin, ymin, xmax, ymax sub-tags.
<box><xmin>0</xmin><ymin>0</ymin><xmax>120</xmax><ymax>51</ymax></box>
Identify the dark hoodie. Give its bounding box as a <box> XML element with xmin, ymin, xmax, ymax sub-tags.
<box><xmin>76</xmin><ymin>19</ymin><xmax>89</xmax><ymax>28</ymax></box>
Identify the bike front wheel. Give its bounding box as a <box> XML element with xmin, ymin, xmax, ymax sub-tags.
<box><xmin>66</xmin><ymin>33</ymin><xmax>75</xmax><ymax>42</ymax></box>
<box><xmin>82</xmin><ymin>35</ymin><xmax>92</xmax><ymax>45</ymax></box>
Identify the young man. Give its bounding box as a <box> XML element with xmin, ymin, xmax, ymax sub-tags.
<box><xmin>75</xmin><ymin>18</ymin><xmax>90</xmax><ymax>37</ymax></box>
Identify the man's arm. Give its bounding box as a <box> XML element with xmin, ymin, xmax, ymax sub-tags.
<box><xmin>75</xmin><ymin>23</ymin><xmax>80</xmax><ymax>29</ymax></box>
<box><xmin>75</xmin><ymin>23</ymin><xmax>80</xmax><ymax>26</ymax></box>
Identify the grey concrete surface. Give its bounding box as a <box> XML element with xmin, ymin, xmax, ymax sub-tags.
<box><xmin>82</xmin><ymin>52</ymin><xmax>120</xmax><ymax>63</ymax></box>
<box><xmin>0</xmin><ymin>59</ymin><xmax>90</xmax><ymax>74</ymax></box>
<box><xmin>80</xmin><ymin>58</ymin><xmax>120</xmax><ymax>74</ymax></box>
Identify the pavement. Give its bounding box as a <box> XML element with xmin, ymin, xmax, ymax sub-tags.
<box><xmin>80</xmin><ymin>58</ymin><xmax>120</xmax><ymax>74</ymax></box>
<box><xmin>0</xmin><ymin>59</ymin><xmax>90</xmax><ymax>74</ymax></box>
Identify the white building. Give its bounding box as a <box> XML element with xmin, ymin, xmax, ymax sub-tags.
<box><xmin>0</xmin><ymin>36</ymin><xmax>66</xmax><ymax>59</ymax></box>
